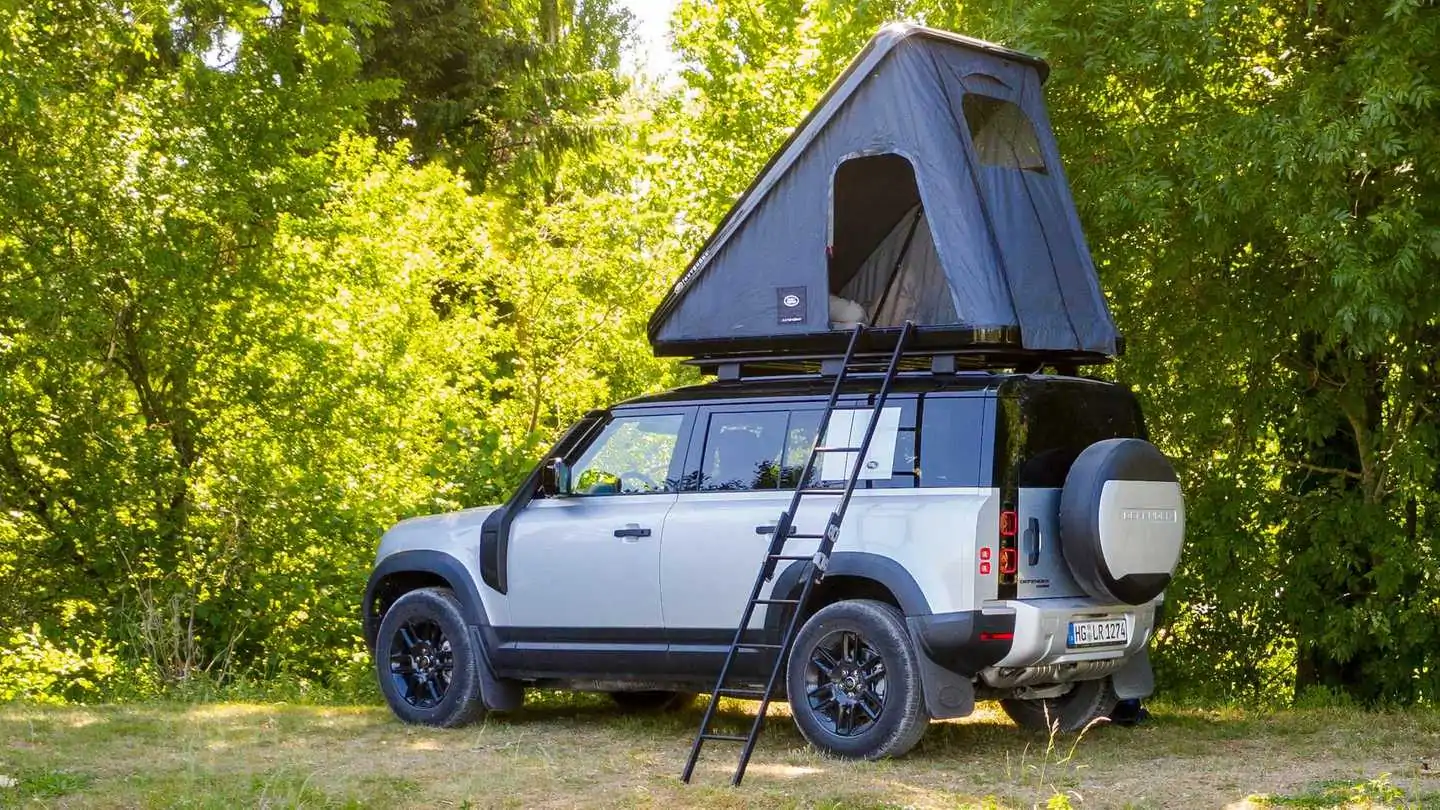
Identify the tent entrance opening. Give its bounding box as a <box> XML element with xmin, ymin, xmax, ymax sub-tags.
<box><xmin>827</xmin><ymin>154</ymin><xmax>958</xmax><ymax>330</ymax></box>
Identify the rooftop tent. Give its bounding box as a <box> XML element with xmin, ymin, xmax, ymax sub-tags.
<box><xmin>647</xmin><ymin>24</ymin><xmax>1120</xmax><ymax>361</ymax></box>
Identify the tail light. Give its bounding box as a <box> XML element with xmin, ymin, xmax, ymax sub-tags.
<box><xmin>998</xmin><ymin>506</ymin><xmax>1018</xmax><ymax>584</ymax></box>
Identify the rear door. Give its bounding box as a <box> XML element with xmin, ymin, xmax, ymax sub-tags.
<box><xmin>997</xmin><ymin>379</ymin><xmax>1145</xmax><ymax>600</ymax></box>
<box><xmin>659</xmin><ymin>403</ymin><xmax>829</xmax><ymax>676</ymax></box>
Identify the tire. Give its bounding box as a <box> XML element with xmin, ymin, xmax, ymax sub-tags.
<box><xmin>1059</xmin><ymin>438</ymin><xmax>1185</xmax><ymax>605</ymax></box>
<box><xmin>375</xmin><ymin>587</ymin><xmax>487</xmax><ymax>728</ymax></box>
<box><xmin>1000</xmin><ymin>677</ymin><xmax>1120</xmax><ymax>733</ymax></box>
<box><xmin>608</xmin><ymin>690</ymin><xmax>695</xmax><ymax>712</ymax></box>
<box><xmin>786</xmin><ymin>599</ymin><xmax>929</xmax><ymax>759</ymax></box>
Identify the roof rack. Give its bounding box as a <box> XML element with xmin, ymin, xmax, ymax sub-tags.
<box><xmin>679</xmin><ymin>325</ymin><xmax>1118</xmax><ymax>380</ymax></box>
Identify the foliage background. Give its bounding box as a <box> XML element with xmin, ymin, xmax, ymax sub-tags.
<box><xmin>0</xmin><ymin>0</ymin><xmax>1435</xmax><ymax>706</ymax></box>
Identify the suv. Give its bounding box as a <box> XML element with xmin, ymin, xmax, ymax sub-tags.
<box><xmin>363</xmin><ymin>370</ymin><xmax>1184</xmax><ymax>759</ymax></box>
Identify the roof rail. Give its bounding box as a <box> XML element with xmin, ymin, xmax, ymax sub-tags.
<box><xmin>691</xmin><ymin>349</ymin><xmax>1100</xmax><ymax>381</ymax></box>
<box><xmin>678</xmin><ymin>325</ymin><xmax>1116</xmax><ymax>380</ymax></box>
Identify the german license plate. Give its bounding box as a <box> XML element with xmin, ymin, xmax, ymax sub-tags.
<box><xmin>1067</xmin><ymin>618</ymin><xmax>1128</xmax><ymax>648</ymax></box>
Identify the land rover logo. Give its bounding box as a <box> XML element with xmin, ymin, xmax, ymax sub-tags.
<box><xmin>1121</xmin><ymin>508</ymin><xmax>1178</xmax><ymax>522</ymax></box>
<box><xmin>782</xmin><ymin>294</ymin><xmax>801</xmax><ymax>308</ymax></box>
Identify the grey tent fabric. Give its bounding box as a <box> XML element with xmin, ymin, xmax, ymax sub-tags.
<box><xmin>838</xmin><ymin>206</ymin><xmax>959</xmax><ymax>326</ymax></box>
<box><xmin>647</xmin><ymin>24</ymin><xmax>1119</xmax><ymax>356</ymax></box>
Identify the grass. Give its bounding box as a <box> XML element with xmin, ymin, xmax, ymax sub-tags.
<box><xmin>2</xmin><ymin>695</ymin><xmax>1439</xmax><ymax>808</ymax></box>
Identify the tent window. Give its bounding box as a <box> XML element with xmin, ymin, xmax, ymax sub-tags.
<box><xmin>827</xmin><ymin>154</ymin><xmax>958</xmax><ymax>329</ymax></box>
<box><xmin>962</xmin><ymin>95</ymin><xmax>1047</xmax><ymax>174</ymax></box>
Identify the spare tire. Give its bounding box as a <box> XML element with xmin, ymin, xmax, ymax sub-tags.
<box><xmin>1059</xmin><ymin>438</ymin><xmax>1184</xmax><ymax>605</ymax></box>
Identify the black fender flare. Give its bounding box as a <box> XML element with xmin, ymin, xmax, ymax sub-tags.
<box><xmin>363</xmin><ymin>550</ymin><xmax>490</xmax><ymax>649</ymax></box>
<box><xmin>765</xmin><ymin>551</ymin><xmax>932</xmax><ymax>638</ymax></box>
<box><xmin>362</xmin><ymin>550</ymin><xmax>523</xmax><ymax>711</ymax></box>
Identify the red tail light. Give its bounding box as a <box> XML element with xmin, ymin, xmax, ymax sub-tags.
<box><xmin>999</xmin><ymin>510</ymin><xmax>1018</xmax><ymax>537</ymax></box>
<box><xmin>999</xmin><ymin>548</ymin><xmax>1017</xmax><ymax>575</ymax></box>
<box><xmin>980</xmin><ymin>632</ymin><xmax>1014</xmax><ymax>642</ymax></box>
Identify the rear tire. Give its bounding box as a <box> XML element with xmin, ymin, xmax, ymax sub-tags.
<box><xmin>375</xmin><ymin>587</ymin><xmax>487</xmax><ymax>728</ymax></box>
<box><xmin>608</xmin><ymin>690</ymin><xmax>694</xmax><ymax>712</ymax></box>
<box><xmin>786</xmin><ymin>599</ymin><xmax>929</xmax><ymax>759</ymax></box>
<box><xmin>1000</xmin><ymin>677</ymin><xmax>1119</xmax><ymax>733</ymax></box>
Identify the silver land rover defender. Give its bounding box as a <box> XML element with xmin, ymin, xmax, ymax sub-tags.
<box><xmin>363</xmin><ymin>370</ymin><xmax>1184</xmax><ymax>759</ymax></box>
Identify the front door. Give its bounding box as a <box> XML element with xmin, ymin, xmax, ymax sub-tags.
<box><xmin>503</xmin><ymin>408</ymin><xmax>693</xmax><ymax>675</ymax></box>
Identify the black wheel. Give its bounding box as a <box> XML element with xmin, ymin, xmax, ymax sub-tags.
<box><xmin>375</xmin><ymin>587</ymin><xmax>487</xmax><ymax>727</ymax></box>
<box><xmin>608</xmin><ymin>690</ymin><xmax>694</xmax><ymax>712</ymax></box>
<box><xmin>786</xmin><ymin>599</ymin><xmax>929</xmax><ymax>759</ymax></box>
<box><xmin>1000</xmin><ymin>677</ymin><xmax>1120</xmax><ymax>733</ymax></box>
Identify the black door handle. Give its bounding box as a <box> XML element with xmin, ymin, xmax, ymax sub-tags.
<box><xmin>614</xmin><ymin>526</ymin><xmax>651</xmax><ymax>538</ymax></box>
<box><xmin>756</xmin><ymin>524</ymin><xmax>798</xmax><ymax>535</ymax></box>
<box><xmin>1024</xmin><ymin>517</ymin><xmax>1041</xmax><ymax>567</ymax></box>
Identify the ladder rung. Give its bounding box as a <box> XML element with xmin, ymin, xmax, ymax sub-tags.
<box><xmin>768</xmin><ymin>554</ymin><xmax>813</xmax><ymax>561</ymax></box>
<box><xmin>814</xmin><ymin>445</ymin><xmax>862</xmax><ymax>453</ymax></box>
<box><xmin>753</xmin><ymin>598</ymin><xmax>800</xmax><ymax>606</ymax></box>
<box><xmin>786</xmin><ymin>533</ymin><xmax>825</xmax><ymax>540</ymax></box>
<box><xmin>701</xmin><ymin>733</ymin><xmax>749</xmax><ymax>742</ymax></box>
<box><xmin>798</xmin><ymin>488</ymin><xmax>842</xmax><ymax>496</ymax></box>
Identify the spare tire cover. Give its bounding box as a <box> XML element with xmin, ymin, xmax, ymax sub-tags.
<box><xmin>1059</xmin><ymin>438</ymin><xmax>1184</xmax><ymax>605</ymax></box>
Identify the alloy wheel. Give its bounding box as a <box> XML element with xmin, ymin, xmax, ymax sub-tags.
<box><xmin>388</xmin><ymin>619</ymin><xmax>454</xmax><ymax>709</ymax></box>
<box><xmin>803</xmin><ymin>629</ymin><xmax>887</xmax><ymax>737</ymax></box>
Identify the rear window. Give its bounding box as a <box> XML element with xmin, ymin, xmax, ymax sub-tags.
<box><xmin>1002</xmin><ymin>381</ymin><xmax>1144</xmax><ymax>488</ymax></box>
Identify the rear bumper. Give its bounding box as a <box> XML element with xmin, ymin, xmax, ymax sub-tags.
<box><xmin>988</xmin><ymin>597</ymin><xmax>1158</xmax><ymax>668</ymax></box>
<box><xmin>907</xmin><ymin>609</ymin><xmax>1017</xmax><ymax>676</ymax></box>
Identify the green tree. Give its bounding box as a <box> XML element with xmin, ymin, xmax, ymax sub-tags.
<box><xmin>0</xmin><ymin>0</ymin><xmax>670</xmax><ymax>696</ymax></box>
<box><xmin>358</xmin><ymin>0</ymin><xmax>634</xmax><ymax>194</ymax></box>
<box><xmin>663</xmin><ymin>0</ymin><xmax>1440</xmax><ymax>702</ymax></box>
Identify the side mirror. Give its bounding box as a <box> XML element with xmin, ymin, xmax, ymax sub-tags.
<box><xmin>539</xmin><ymin>457</ymin><xmax>571</xmax><ymax>496</ymax></box>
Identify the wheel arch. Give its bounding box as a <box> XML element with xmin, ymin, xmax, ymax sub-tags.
<box><xmin>363</xmin><ymin>551</ymin><xmax>489</xmax><ymax>651</ymax></box>
<box><xmin>765</xmin><ymin>552</ymin><xmax>931</xmax><ymax>639</ymax></box>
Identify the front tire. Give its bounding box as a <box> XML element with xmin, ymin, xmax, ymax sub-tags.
<box><xmin>786</xmin><ymin>599</ymin><xmax>929</xmax><ymax>759</ymax></box>
<box><xmin>375</xmin><ymin>587</ymin><xmax>487</xmax><ymax>727</ymax></box>
<box><xmin>1000</xmin><ymin>677</ymin><xmax>1120</xmax><ymax>733</ymax></box>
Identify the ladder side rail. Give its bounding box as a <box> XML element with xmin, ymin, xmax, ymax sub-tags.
<box><xmin>760</xmin><ymin>325</ymin><xmax>866</xmax><ymax>582</ymax></box>
<box><xmin>829</xmin><ymin>321</ymin><xmax>915</xmax><ymax>522</ymax></box>
<box><xmin>781</xmin><ymin>324</ymin><xmax>866</xmax><ymax>513</ymax></box>
<box><xmin>680</xmin><ymin>562</ymin><xmax>774</xmax><ymax>782</ymax></box>
<box><xmin>731</xmin><ymin>561</ymin><xmax>827</xmax><ymax>785</ymax></box>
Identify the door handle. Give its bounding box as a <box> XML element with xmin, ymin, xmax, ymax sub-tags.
<box><xmin>614</xmin><ymin>525</ymin><xmax>651</xmax><ymax>538</ymax></box>
<box><xmin>1024</xmin><ymin>517</ymin><xmax>1041</xmax><ymax>567</ymax></box>
<box><xmin>756</xmin><ymin>524</ymin><xmax>798</xmax><ymax>536</ymax></box>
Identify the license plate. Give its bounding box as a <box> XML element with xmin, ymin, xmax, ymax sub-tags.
<box><xmin>1067</xmin><ymin>618</ymin><xmax>1128</xmax><ymax>648</ymax></box>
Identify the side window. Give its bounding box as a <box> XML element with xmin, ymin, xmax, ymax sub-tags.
<box><xmin>570</xmin><ymin>413</ymin><xmax>685</xmax><ymax>495</ymax></box>
<box><xmin>918</xmin><ymin>396</ymin><xmax>988</xmax><ymax>487</ymax></box>
<box><xmin>789</xmin><ymin>400</ymin><xmax>919</xmax><ymax>490</ymax></box>
<box><xmin>698</xmin><ymin>411</ymin><xmax>789</xmax><ymax>491</ymax></box>
<box><xmin>962</xmin><ymin>95</ymin><xmax>1047</xmax><ymax>174</ymax></box>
